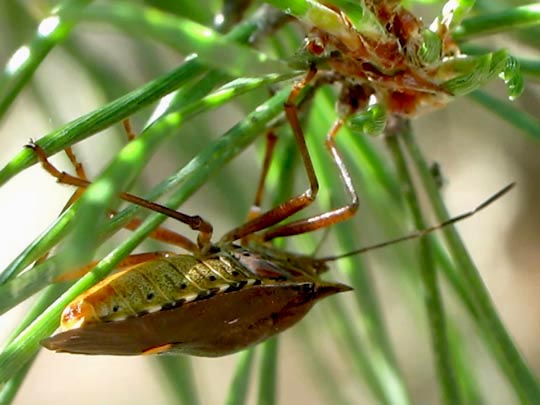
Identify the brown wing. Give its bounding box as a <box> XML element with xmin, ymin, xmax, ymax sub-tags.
<box><xmin>41</xmin><ymin>282</ymin><xmax>351</xmax><ymax>357</ymax></box>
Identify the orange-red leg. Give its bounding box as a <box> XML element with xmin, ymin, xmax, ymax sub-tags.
<box><xmin>32</xmin><ymin>145</ymin><xmax>90</xmax><ymax>268</ymax></box>
<box><xmin>142</xmin><ymin>343</ymin><xmax>174</xmax><ymax>356</ymax></box>
<box><xmin>245</xmin><ymin>131</ymin><xmax>278</xmax><ymax>222</ymax></box>
<box><xmin>122</xmin><ymin>118</ymin><xmax>137</xmax><ymax>142</ymax></box>
<box><xmin>119</xmin><ymin>216</ymin><xmax>197</xmax><ymax>253</ymax></box>
<box><xmin>220</xmin><ymin>66</ymin><xmax>359</xmax><ymax>244</ymax></box>
<box><xmin>62</xmin><ymin>122</ymin><xmax>199</xmax><ymax>253</ymax></box>
<box><xmin>37</xmin><ymin>120</ymin><xmax>198</xmax><ymax>281</ymax></box>
<box><xmin>262</xmin><ymin>118</ymin><xmax>359</xmax><ymax>240</ymax></box>
<box><xmin>27</xmin><ymin>142</ymin><xmax>212</xmax><ymax>252</ymax></box>
<box><xmin>58</xmin><ymin>146</ymin><xmax>88</xmax><ymax>213</ymax></box>
<box><xmin>55</xmin><ymin>251</ymin><xmax>176</xmax><ymax>282</ymax></box>
<box><xmin>54</xmin><ymin>119</ymin><xmax>130</xmax><ymax>214</ymax></box>
<box><xmin>219</xmin><ymin>67</ymin><xmax>319</xmax><ymax>243</ymax></box>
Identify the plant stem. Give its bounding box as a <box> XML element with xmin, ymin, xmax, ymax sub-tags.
<box><xmin>402</xmin><ymin>128</ymin><xmax>540</xmax><ymax>404</ymax></box>
<box><xmin>0</xmin><ymin>73</ymin><xmax>292</xmax><ymax>314</ymax></box>
<box><xmin>454</xmin><ymin>3</ymin><xmax>540</xmax><ymax>39</ymax></box>
<box><xmin>0</xmin><ymin>284</ymin><xmax>68</xmax><ymax>404</ymax></box>
<box><xmin>0</xmin><ymin>0</ymin><xmax>93</xmax><ymax>120</ymax></box>
<box><xmin>468</xmin><ymin>91</ymin><xmax>540</xmax><ymax>141</ymax></box>
<box><xmin>0</xmin><ymin>4</ymin><xmax>282</xmax><ymax>186</ymax></box>
<box><xmin>0</xmin><ymin>87</ymin><xmax>290</xmax><ymax>385</ymax></box>
<box><xmin>385</xmin><ymin>117</ymin><xmax>462</xmax><ymax>405</ymax></box>
<box><xmin>307</xmin><ymin>88</ymin><xmax>411</xmax><ymax>405</ymax></box>
<box><xmin>257</xmin><ymin>338</ymin><xmax>279</xmax><ymax>405</ymax></box>
<box><xmin>78</xmin><ymin>2</ymin><xmax>291</xmax><ymax>77</ymax></box>
<box><xmin>226</xmin><ymin>349</ymin><xmax>257</xmax><ymax>405</ymax></box>
<box><xmin>0</xmin><ymin>60</ymin><xmax>202</xmax><ymax>186</ymax></box>
<box><xmin>0</xmin><ymin>361</ymin><xmax>33</xmax><ymax>405</ymax></box>
<box><xmin>155</xmin><ymin>357</ymin><xmax>200</xmax><ymax>405</ymax></box>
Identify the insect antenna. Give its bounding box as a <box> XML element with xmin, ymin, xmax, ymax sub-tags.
<box><xmin>320</xmin><ymin>182</ymin><xmax>515</xmax><ymax>261</ymax></box>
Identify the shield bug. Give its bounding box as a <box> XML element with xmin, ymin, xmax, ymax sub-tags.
<box><xmin>41</xmin><ymin>244</ymin><xmax>351</xmax><ymax>356</ymax></box>
<box><xmin>28</xmin><ymin>136</ymin><xmax>513</xmax><ymax>357</ymax></box>
<box><xmin>28</xmin><ymin>132</ymin><xmax>356</xmax><ymax>357</ymax></box>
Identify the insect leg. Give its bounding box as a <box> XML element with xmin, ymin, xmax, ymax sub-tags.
<box><xmin>142</xmin><ymin>343</ymin><xmax>175</xmax><ymax>356</ymax></box>
<box><xmin>27</xmin><ymin>142</ymin><xmax>213</xmax><ymax>251</ymax></box>
<box><xmin>118</xmin><ymin>119</ymin><xmax>198</xmax><ymax>251</ymax></box>
<box><xmin>262</xmin><ymin>118</ymin><xmax>359</xmax><ymax>240</ymax></box>
<box><xmin>57</xmin><ymin>145</ymin><xmax>89</xmax><ymax>213</ymax></box>
<box><xmin>122</xmin><ymin>118</ymin><xmax>137</xmax><ymax>142</ymax></box>
<box><xmin>64</xmin><ymin>122</ymin><xmax>199</xmax><ymax>252</ymax></box>
<box><xmin>55</xmin><ymin>118</ymin><xmax>132</xmax><ymax>212</ymax></box>
<box><xmin>118</xmin><ymin>215</ymin><xmax>197</xmax><ymax>253</ymax></box>
<box><xmin>54</xmin><ymin>251</ymin><xmax>177</xmax><ymax>282</ymax></box>
<box><xmin>29</xmin><ymin>144</ymin><xmax>92</xmax><ymax>270</ymax></box>
<box><xmin>219</xmin><ymin>67</ymin><xmax>319</xmax><ymax>243</ymax></box>
<box><xmin>245</xmin><ymin>130</ymin><xmax>278</xmax><ymax>222</ymax></box>
<box><xmin>58</xmin><ymin>124</ymin><xmax>199</xmax><ymax>252</ymax></box>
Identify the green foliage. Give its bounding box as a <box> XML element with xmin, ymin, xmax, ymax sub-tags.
<box><xmin>0</xmin><ymin>1</ymin><xmax>539</xmax><ymax>404</ymax></box>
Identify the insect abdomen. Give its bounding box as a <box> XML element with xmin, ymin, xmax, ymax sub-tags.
<box><xmin>61</xmin><ymin>254</ymin><xmax>257</xmax><ymax>327</ymax></box>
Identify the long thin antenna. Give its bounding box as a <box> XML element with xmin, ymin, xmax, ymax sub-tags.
<box><xmin>320</xmin><ymin>183</ymin><xmax>515</xmax><ymax>262</ymax></box>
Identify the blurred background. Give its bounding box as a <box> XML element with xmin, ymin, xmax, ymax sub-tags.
<box><xmin>0</xmin><ymin>1</ymin><xmax>539</xmax><ymax>404</ymax></box>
